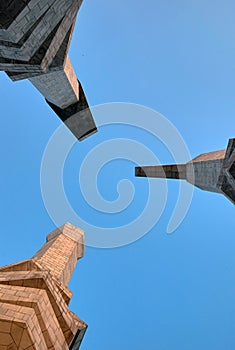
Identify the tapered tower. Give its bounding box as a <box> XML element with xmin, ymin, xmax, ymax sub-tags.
<box><xmin>0</xmin><ymin>223</ymin><xmax>87</xmax><ymax>349</ymax></box>
<box><xmin>135</xmin><ymin>138</ymin><xmax>235</xmax><ymax>204</ymax></box>
<box><xmin>0</xmin><ymin>0</ymin><xmax>97</xmax><ymax>141</ymax></box>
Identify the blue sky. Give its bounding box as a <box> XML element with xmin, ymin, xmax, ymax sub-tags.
<box><xmin>1</xmin><ymin>0</ymin><xmax>235</xmax><ymax>349</ymax></box>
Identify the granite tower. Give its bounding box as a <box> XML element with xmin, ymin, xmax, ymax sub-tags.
<box><xmin>0</xmin><ymin>0</ymin><xmax>97</xmax><ymax>141</ymax></box>
<box><xmin>0</xmin><ymin>223</ymin><xmax>87</xmax><ymax>349</ymax></box>
<box><xmin>136</xmin><ymin>138</ymin><xmax>235</xmax><ymax>204</ymax></box>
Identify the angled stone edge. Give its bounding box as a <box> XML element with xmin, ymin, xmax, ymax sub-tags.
<box><xmin>217</xmin><ymin>138</ymin><xmax>235</xmax><ymax>204</ymax></box>
<box><xmin>0</xmin><ymin>284</ymin><xmax>67</xmax><ymax>348</ymax></box>
<box><xmin>0</xmin><ymin>270</ymin><xmax>85</xmax><ymax>344</ymax></box>
<box><xmin>69</xmin><ymin>325</ymin><xmax>87</xmax><ymax>350</ymax></box>
<box><xmin>0</xmin><ymin>302</ymin><xmax>47</xmax><ymax>349</ymax></box>
<box><xmin>46</xmin><ymin>82</ymin><xmax>97</xmax><ymax>141</ymax></box>
<box><xmin>0</xmin><ymin>259</ymin><xmax>73</xmax><ymax>305</ymax></box>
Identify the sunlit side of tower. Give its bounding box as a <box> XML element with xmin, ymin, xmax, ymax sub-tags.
<box><xmin>0</xmin><ymin>223</ymin><xmax>87</xmax><ymax>350</ymax></box>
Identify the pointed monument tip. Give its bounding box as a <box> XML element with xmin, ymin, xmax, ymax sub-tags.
<box><xmin>135</xmin><ymin>166</ymin><xmax>147</xmax><ymax>177</ymax></box>
<box><xmin>62</xmin><ymin>222</ymin><xmax>84</xmax><ymax>233</ymax></box>
<box><xmin>46</xmin><ymin>222</ymin><xmax>85</xmax><ymax>245</ymax></box>
<box><xmin>135</xmin><ymin>167</ymin><xmax>140</xmax><ymax>177</ymax></box>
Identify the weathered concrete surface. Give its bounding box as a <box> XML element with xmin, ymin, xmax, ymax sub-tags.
<box><xmin>136</xmin><ymin>138</ymin><xmax>235</xmax><ymax>204</ymax></box>
<box><xmin>0</xmin><ymin>0</ymin><xmax>97</xmax><ymax>141</ymax></box>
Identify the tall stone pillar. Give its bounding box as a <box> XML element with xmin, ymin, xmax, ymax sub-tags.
<box><xmin>0</xmin><ymin>223</ymin><xmax>87</xmax><ymax>350</ymax></box>
<box><xmin>0</xmin><ymin>0</ymin><xmax>97</xmax><ymax>141</ymax></box>
<box><xmin>135</xmin><ymin>138</ymin><xmax>235</xmax><ymax>204</ymax></box>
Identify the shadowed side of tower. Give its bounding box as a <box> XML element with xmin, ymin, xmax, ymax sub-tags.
<box><xmin>0</xmin><ymin>223</ymin><xmax>87</xmax><ymax>350</ymax></box>
<box><xmin>135</xmin><ymin>164</ymin><xmax>187</xmax><ymax>179</ymax></box>
<box><xmin>135</xmin><ymin>138</ymin><xmax>235</xmax><ymax>204</ymax></box>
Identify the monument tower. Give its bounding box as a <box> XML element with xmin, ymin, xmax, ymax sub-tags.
<box><xmin>0</xmin><ymin>0</ymin><xmax>97</xmax><ymax>141</ymax></box>
<box><xmin>0</xmin><ymin>223</ymin><xmax>87</xmax><ymax>349</ymax></box>
<box><xmin>136</xmin><ymin>138</ymin><xmax>235</xmax><ymax>204</ymax></box>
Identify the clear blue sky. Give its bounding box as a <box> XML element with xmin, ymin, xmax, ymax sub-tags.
<box><xmin>1</xmin><ymin>0</ymin><xmax>235</xmax><ymax>349</ymax></box>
